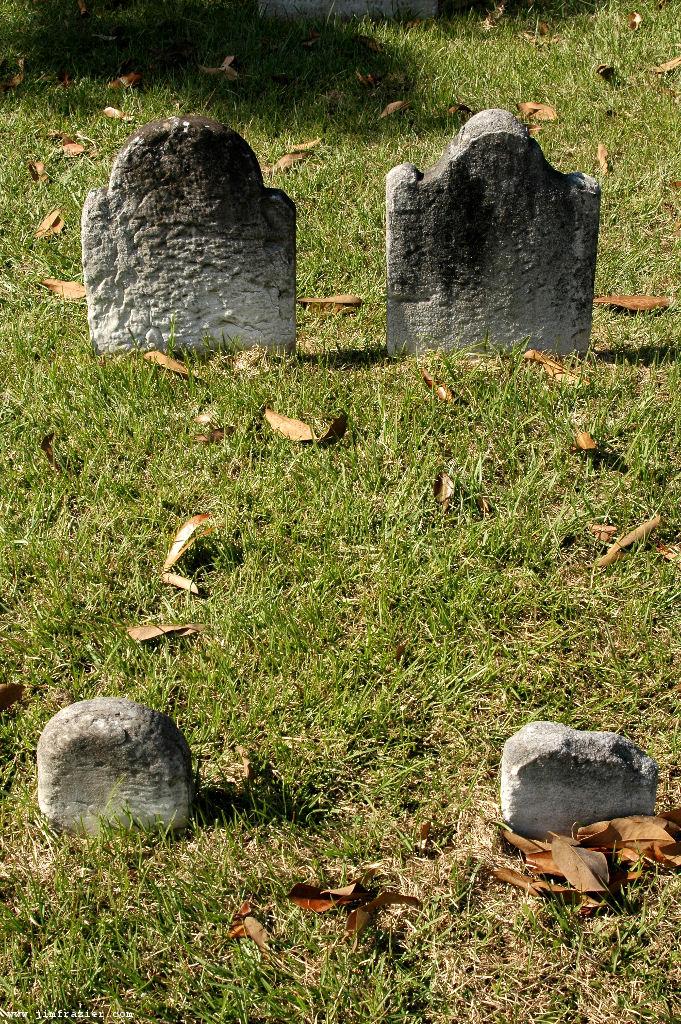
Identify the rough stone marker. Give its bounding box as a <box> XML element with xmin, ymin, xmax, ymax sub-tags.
<box><xmin>38</xmin><ymin>698</ymin><xmax>193</xmax><ymax>833</ymax></box>
<box><xmin>386</xmin><ymin>108</ymin><xmax>601</xmax><ymax>354</ymax></box>
<box><xmin>501</xmin><ymin>721</ymin><xmax>658</xmax><ymax>839</ymax></box>
<box><xmin>82</xmin><ymin>116</ymin><xmax>296</xmax><ymax>355</ymax></box>
<box><xmin>259</xmin><ymin>0</ymin><xmax>438</xmax><ymax>17</ymax></box>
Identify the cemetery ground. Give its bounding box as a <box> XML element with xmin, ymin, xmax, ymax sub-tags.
<box><xmin>1</xmin><ymin>0</ymin><xmax>681</xmax><ymax>1019</ymax></box>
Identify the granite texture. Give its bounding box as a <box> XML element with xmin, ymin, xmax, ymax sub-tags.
<box><xmin>82</xmin><ymin>116</ymin><xmax>296</xmax><ymax>354</ymax></box>
<box><xmin>386</xmin><ymin>108</ymin><xmax>600</xmax><ymax>354</ymax></box>
<box><xmin>500</xmin><ymin>721</ymin><xmax>658</xmax><ymax>839</ymax></box>
<box><xmin>37</xmin><ymin>698</ymin><xmax>193</xmax><ymax>833</ymax></box>
<box><xmin>259</xmin><ymin>0</ymin><xmax>438</xmax><ymax>16</ymax></box>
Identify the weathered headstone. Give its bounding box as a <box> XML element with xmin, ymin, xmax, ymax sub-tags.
<box><xmin>37</xmin><ymin>698</ymin><xmax>193</xmax><ymax>833</ymax></box>
<box><xmin>501</xmin><ymin>721</ymin><xmax>658</xmax><ymax>839</ymax></box>
<box><xmin>259</xmin><ymin>0</ymin><xmax>438</xmax><ymax>17</ymax></box>
<box><xmin>386</xmin><ymin>109</ymin><xmax>600</xmax><ymax>354</ymax></box>
<box><xmin>82</xmin><ymin>116</ymin><xmax>296</xmax><ymax>355</ymax></box>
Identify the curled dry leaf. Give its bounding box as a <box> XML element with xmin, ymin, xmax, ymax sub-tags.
<box><xmin>291</xmin><ymin>138</ymin><xmax>321</xmax><ymax>153</ymax></box>
<box><xmin>575</xmin><ymin>431</ymin><xmax>597</xmax><ymax>452</ymax></box>
<box><xmin>590</xmin><ymin>523</ymin><xmax>617</xmax><ymax>543</ymax></box>
<box><xmin>380</xmin><ymin>100</ymin><xmax>410</xmax><ymax>118</ymax></box>
<box><xmin>356</xmin><ymin>71</ymin><xmax>381</xmax><ymax>88</ymax></box>
<box><xmin>199</xmin><ymin>56</ymin><xmax>238</xmax><ymax>80</ymax></box>
<box><xmin>595</xmin><ymin>514</ymin><xmax>661</xmax><ymax>568</ymax></box>
<box><xmin>265</xmin><ymin>151</ymin><xmax>310</xmax><ymax>175</ymax></box>
<box><xmin>29</xmin><ymin>161</ymin><xmax>48</xmax><ymax>182</ymax></box>
<box><xmin>196</xmin><ymin>427</ymin><xmax>234</xmax><ymax>443</ymax></box>
<box><xmin>518</xmin><ymin>101</ymin><xmax>557</xmax><ymax>121</ymax></box>
<box><xmin>264</xmin><ymin>408</ymin><xmax>347</xmax><ymax>444</ymax></box>
<box><xmin>491</xmin><ymin>867</ymin><xmax>547</xmax><ymax>895</ymax></box>
<box><xmin>421</xmin><ymin>368</ymin><xmax>453</xmax><ymax>402</ymax></box>
<box><xmin>298</xmin><ymin>294</ymin><xmax>362</xmax><ymax>314</ymax></box>
<box><xmin>597</xmin><ymin>143</ymin><xmax>609</xmax><ymax>174</ymax></box>
<box><xmin>161</xmin><ymin>572</ymin><xmax>200</xmax><ymax>595</ymax></box>
<box><xmin>650</xmin><ymin>842</ymin><xmax>681</xmax><ymax>868</ymax></box>
<box><xmin>0</xmin><ymin>683</ymin><xmax>25</xmax><ymax>712</ymax></box>
<box><xmin>551</xmin><ymin>837</ymin><xmax>609</xmax><ymax>892</ymax></box>
<box><xmin>40</xmin><ymin>432</ymin><xmax>61</xmax><ymax>473</ymax></box>
<box><xmin>502</xmin><ymin>829</ymin><xmax>552</xmax><ymax>855</ymax></box>
<box><xmin>654</xmin><ymin>56</ymin><xmax>681</xmax><ymax>74</ymax></box>
<box><xmin>416</xmin><ymin>821</ymin><xmax>432</xmax><ymax>854</ymax></box>
<box><xmin>109</xmin><ymin>72</ymin><xmax>142</xmax><ymax>89</ymax></box>
<box><xmin>657</xmin><ymin>542</ymin><xmax>681</xmax><ymax>564</ymax></box>
<box><xmin>627</xmin><ymin>11</ymin><xmax>642</xmax><ymax>29</ymax></box>
<box><xmin>522</xmin><ymin>349</ymin><xmax>583</xmax><ymax>384</ymax></box>
<box><xmin>127</xmin><ymin>623</ymin><xmax>204</xmax><ymax>642</ymax></box>
<box><xmin>40</xmin><ymin>279</ymin><xmax>86</xmax><ymax>300</ymax></box>
<box><xmin>0</xmin><ymin>58</ymin><xmax>24</xmax><ymax>92</ymax></box>
<box><xmin>62</xmin><ymin>140</ymin><xmax>86</xmax><ymax>157</ymax></box>
<box><xmin>433</xmin><ymin>472</ymin><xmax>454</xmax><ymax>512</ymax></box>
<box><xmin>448</xmin><ymin>102</ymin><xmax>474</xmax><ymax>116</ymax></box>
<box><xmin>596</xmin><ymin>64</ymin><xmax>615</xmax><ymax>81</ymax></box>
<box><xmin>593</xmin><ymin>294</ymin><xmax>670</xmax><ymax>312</ymax></box>
<box><xmin>346</xmin><ymin>891</ymin><xmax>421</xmax><ymax>935</ymax></box>
<box><xmin>103</xmin><ymin>106</ymin><xmax>133</xmax><ymax>121</ymax></box>
<box><xmin>356</xmin><ymin>33</ymin><xmax>383</xmax><ymax>52</ymax></box>
<box><xmin>576</xmin><ymin>815</ymin><xmax>677</xmax><ymax>846</ymax></box>
<box><xmin>35</xmin><ymin>209</ymin><xmax>65</xmax><ymax>238</ymax></box>
<box><xmin>287</xmin><ymin>881</ymin><xmax>371</xmax><ymax>913</ymax></box>
<box><xmin>163</xmin><ymin>514</ymin><xmax>213</xmax><ymax>571</ymax></box>
<box><xmin>143</xmin><ymin>350</ymin><xmax>190</xmax><ymax>377</ymax></box>
<box><xmin>229</xmin><ymin>902</ymin><xmax>270</xmax><ymax>952</ymax></box>
<box><xmin>302</xmin><ymin>29</ymin><xmax>320</xmax><ymax>47</ymax></box>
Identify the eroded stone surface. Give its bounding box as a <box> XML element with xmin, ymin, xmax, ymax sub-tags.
<box><xmin>259</xmin><ymin>0</ymin><xmax>438</xmax><ymax>17</ymax></box>
<box><xmin>500</xmin><ymin>721</ymin><xmax>658</xmax><ymax>839</ymax></box>
<box><xmin>386</xmin><ymin>108</ymin><xmax>600</xmax><ymax>354</ymax></box>
<box><xmin>82</xmin><ymin>116</ymin><xmax>296</xmax><ymax>354</ymax></box>
<box><xmin>37</xmin><ymin>698</ymin><xmax>193</xmax><ymax>833</ymax></box>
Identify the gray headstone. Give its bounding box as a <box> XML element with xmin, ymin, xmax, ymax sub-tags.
<box><xmin>82</xmin><ymin>116</ymin><xmax>296</xmax><ymax>355</ymax></box>
<box><xmin>259</xmin><ymin>0</ymin><xmax>438</xmax><ymax>16</ymax></box>
<box><xmin>37</xmin><ymin>698</ymin><xmax>193</xmax><ymax>833</ymax></box>
<box><xmin>500</xmin><ymin>721</ymin><xmax>658</xmax><ymax>839</ymax></box>
<box><xmin>386</xmin><ymin>109</ymin><xmax>600</xmax><ymax>354</ymax></box>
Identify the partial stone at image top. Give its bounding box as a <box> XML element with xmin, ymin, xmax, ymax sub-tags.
<box><xmin>82</xmin><ymin>116</ymin><xmax>296</xmax><ymax>355</ymax></box>
<box><xmin>259</xmin><ymin>0</ymin><xmax>438</xmax><ymax>17</ymax></box>
<box><xmin>386</xmin><ymin>108</ymin><xmax>601</xmax><ymax>355</ymax></box>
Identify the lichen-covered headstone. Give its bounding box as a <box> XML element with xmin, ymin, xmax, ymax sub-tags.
<box><xmin>82</xmin><ymin>116</ymin><xmax>296</xmax><ymax>354</ymax></box>
<box><xmin>500</xmin><ymin>721</ymin><xmax>658</xmax><ymax>839</ymax></box>
<box><xmin>37</xmin><ymin>698</ymin><xmax>193</xmax><ymax>833</ymax></box>
<box><xmin>386</xmin><ymin>109</ymin><xmax>600</xmax><ymax>354</ymax></box>
<box><xmin>259</xmin><ymin>0</ymin><xmax>438</xmax><ymax>17</ymax></box>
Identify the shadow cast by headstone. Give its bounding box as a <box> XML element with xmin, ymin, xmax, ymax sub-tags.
<box><xmin>595</xmin><ymin>343</ymin><xmax>681</xmax><ymax>367</ymax></box>
<box><xmin>296</xmin><ymin>342</ymin><xmax>392</xmax><ymax>369</ymax></box>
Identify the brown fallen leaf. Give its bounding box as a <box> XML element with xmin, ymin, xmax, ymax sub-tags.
<box><xmin>627</xmin><ymin>11</ymin><xmax>642</xmax><ymax>30</ymax></box>
<box><xmin>346</xmin><ymin>891</ymin><xmax>421</xmax><ymax>935</ymax></box>
<box><xmin>654</xmin><ymin>56</ymin><xmax>681</xmax><ymax>74</ymax></box>
<box><xmin>594</xmin><ymin>294</ymin><xmax>670</xmax><ymax>312</ymax></box>
<box><xmin>62</xmin><ymin>140</ymin><xmax>86</xmax><ymax>157</ymax></box>
<box><xmin>590</xmin><ymin>523</ymin><xmax>618</xmax><ymax>543</ymax></box>
<box><xmin>302</xmin><ymin>29</ymin><xmax>320</xmax><ymax>47</ymax></box>
<box><xmin>109</xmin><ymin>72</ymin><xmax>142</xmax><ymax>89</ymax></box>
<box><xmin>576</xmin><ymin>815</ymin><xmax>676</xmax><ymax>845</ymax></box>
<box><xmin>551</xmin><ymin>837</ymin><xmax>609</xmax><ymax>892</ymax></box>
<box><xmin>40</xmin><ymin>432</ymin><xmax>61</xmax><ymax>472</ymax></box>
<box><xmin>524</xmin><ymin>849</ymin><xmax>565</xmax><ymax>876</ymax></box>
<box><xmin>297</xmin><ymin>294</ymin><xmax>362</xmax><ymax>314</ymax></box>
<box><xmin>596</xmin><ymin>63</ymin><xmax>615</xmax><ymax>81</ymax></box>
<box><xmin>40</xmin><ymin>279</ymin><xmax>86</xmax><ymax>300</ymax></box>
<box><xmin>287</xmin><ymin>881</ymin><xmax>371</xmax><ymax>913</ymax></box>
<box><xmin>265</xmin><ymin>151</ymin><xmax>310</xmax><ymax>175</ymax></box>
<box><xmin>29</xmin><ymin>161</ymin><xmax>48</xmax><ymax>182</ymax></box>
<box><xmin>657</xmin><ymin>542</ymin><xmax>681</xmax><ymax>564</ymax></box>
<box><xmin>161</xmin><ymin>572</ymin><xmax>200</xmax><ymax>595</ymax></box>
<box><xmin>597</xmin><ymin>143</ymin><xmax>609</xmax><ymax>174</ymax></box>
<box><xmin>196</xmin><ymin>427</ymin><xmax>233</xmax><ymax>443</ymax></box>
<box><xmin>356</xmin><ymin>33</ymin><xmax>383</xmax><ymax>52</ymax></box>
<box><xmin>660</xmin><ymin>809</ymin><xmax>681</xmax><ymax>828</ymax></box>
<box><xmin>380</xmin><ymin>100</ymin><xmax>410</xmax><ymax>118</ymax></box>
<box><xmin>0</xmin><ymin>58</ymin><xmax>24</xmax><ymax>93</ymax></box>
<box><xmin>595</xmin><ymin>515</ymin><xmax>661</xmax><ymax>568</ymax></box>
<box><xmin>228</xmin><ymin>902</ymin><xmax>270</xmax><ymax>951</ymax></box>
<box><xmin>35</xmin><ymin>209</ymin><xmax>65</xmax><ymax>239</ymax></box>
<box><xmin>199</xmin><ymin>56</ymin><xmax>238</xmax><ymax>80</ymax></box>
<box><xmin>670</xmin><ymin>181</ymin><xmax>681</xmax><ymax>189</ymax></box>
<box><xmin>650</xmin><ymin>842</ymin><xmax>681</xmax><ymax>867</ymax></box>
<box><xmin>143</xmin><ymin>350</ymin><xmax>190</xmax><ymax>378</ymax></box>
<box><xmin>77</xmin><ymin>0</ymin><xmax>88</xmax><ymax>15</ymax></box>
<box><xmin>502</xmin><ymin>829</ymin><xmax>552</xmax><ymax>855</ymax></box>
<box><xmin>264</xmin><ymin>408</ymin><xmax>347</xmax><ymax>444</ymax></box>
<box><xmin>433</xmin><ymin>472</ymin><xmax>454</xmax><ymax>512</ymax></box>
<box><xmin>490</xmin><ymin>867</ymin><xmax>546</xmax><ymax>895</ymax></box>
<box><xmin>163</xmin><ymin>514</ymin><xmax>213</xmax><ymax>571</ymax></box>
<box><xmin>421</xmin><ymin>368</ymin><xmax>453</xmax><ymax>402</ymax></box>
<box><xmin>575</xmin><ymin>431</ymin><xmax>597</xmax><ymax>452</ymax></box>
<box><xmin>103</xmin><ymin>106</ymin><xmax>133</xmax><ymax>121</ymax></box>
<box><xmin>356</xmin><ymin>71</ymin><xmax>381</xmax><ymax>88</ymax></box>
<box><xmin>127</xmin><ymin>623</ymin><xmax>204</xmax><ymax>642</ymax></box>
<box><xmin>518</xmin><ymin>101</ymin><xmax>557</xmax><ymax>121</ymax></box>
<box><xmin>58</xmin><ymin>69</ymin><xmax>73</xmax><ymax>87</ymax></box>
<box><xmin>522</xmin><ymin>349</ymin><xmax>582</xmax><ymax>384</ymax></box>
<box><xmin>236</xmin><ymin>744</ymin><xmax>252</xmax><ymax>782</ymax></box>
<box><xmin>0</xmin><ymin>683</ymin><xmax>25</xmax><ymax>712</ymax></box>
<box><xmin>291</xmin><ymin>138</ymin><xmax>321</xmax><ymax>153</ymax></box>
<box><xmin>416</xmin><ymin>821</ymin><xmax>432</xmax><ymax>854</ymax></box>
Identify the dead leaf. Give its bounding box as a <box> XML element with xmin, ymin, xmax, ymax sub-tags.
<box><xmin>654</xmin><ymin>56</ymin><xmax>681</xmax><ymax>74</ymax></box>
<box><xmin>265</xmin><ymin>151</ymin><xmax>310</xmax><ymax>175</ymax></box>
<box><xmin>551</xmin><ymin>837</ymin><xmax>609</xmax><ymax>892</ymax></box>
<box><xmin>476</xmin><ymin>495</ymin><xmax>492</xmax><ymax>516</ymax></box>
<box><xmin>28</xmin><ymin>161</ymin><xmax>48</xmax><ymax>182</ymax></box>
<box><xmin>77</xmin><ymin>0</ymin><xmax>88</xmax><ymax>15</ymax></box>
<box><xmin>287</xmin><ymin>881</ymin><xmax>371</xmax><ymax>913</ymax></box>
<box><xmin>264</xmin><ymin>408</ymin><xmax>346</xmax><ymax>444</ymax></box>
<box><xmin>522</xmin><ymin>349</ymin><xmax>582</xmax><ymax>384</ymax></box>
<box><xmin>199</xmin><ymin>56</ymin><xmax>238</xmax><ymax>80</ymax></box>
<box><xmin>346</xmin><ymin>891</ymin><xmax>421</xmax><ymax>935</ymax></box>
<box><xmin>648</xmin><ymin>842</ymin><xmax>681</xmax><ymax>867</ymax></box>
<box><xmin>670</xmin><ymin>181</ymin><xmax>681</xmax><ymax>189</ymax></box>
<box><xmin>433</xmin><ymin>472</ymin><xmax>454</xmax><ymax>512</ymax></box>
<box><xmin>319</xmin><ymin>414</ymin><xmax>348</xmax><ymax>444</ymax></box>
<box><xmin>518</xmin><ymin>101</ymin><xmax>557</xmax><ymax>121</ymax></box>
<box><xmin>597</xmin><ymin>143</ymin><xmax>609</xmax><ymax>174</ymax></box>
<box><xmin>576</xmin><ymin>815</ymin><xmax>676</xmax><ymax>845</ymax></box>
<box><xmin>448</xmin><ymin>102</ymin><xmax>474</xmax><ymax>116</ymax></box>
<box><xmin>291</xmin><ymin>138</ymin><xmax>321</xmax><ymax>153</ymax></box>
<box><xmin>394</xmin><ymin>641</ymin><xmax>407</xmax><ymax>663</ymax></box>
<box><xmin>302</xmin><ymin>29</ymin><xmax>320</xmax><ymax>47</ymax></box>
<box><xmin>163</xmin><ymin>514</ymin><xmax>213</xmax><ymax>571</ymax></box>
<box><xmin>62</xmin><ymin>140</ymin><xmax>86</xmax><ymax>157</ymax></box>
<box><xmin>421</xmin><ymin>368</ymin><xmax>453</xmax><ymax>402</ymax></box>
<box><xmin>0</xmin><ymin>58</ymin><xmax>24</xmax><ymax>93</ymax></box>
<box><xmin>627</xmin><ymin>11</ymin><xmax>642</xmax><ymax>29</ymax></box>
<box><xmin>58</xmin><ymin>69</ymin><xmax>73</xmax><ymax>87</ymax></box>
<box><xmin>356</xmin><ymin>71</ymin><xmax>381</xmax><ymax>88</ymax></box>
<box><xmin>356</xmin><ymin>33</ymin><xmax>383</xmax><ymax>52</ymax></box>
<box><xmin>380</xmin><ymin>100</ymin><xmax>410</xmax><ymax>118</ymax></box>
<box><xmin>297</xmin><ymin>294</ymin><xmax>362</xmax><ymax>314</ymax></box>
<box><xmin>109</xmin><ymin>72</ymin><xmax>142</xmax><ymax>89</ymax></box>
<box><xmin>593</xmin><ymin>294</ymin><xmax>670</xmax><ymax>312</ymax></box>
<box><xmin>196</xmin><ymin>427</ymin><xmax>233</xmax><ymax>443</ymax></box>
<box><xmin>103</xmin><ymin>106</ymin><xmax>133</xmax><ymax>121</ymax></box>
<box><xmin>657</xmin><ymin>542</ymin><xmax>681</xmax><ymax>564</ymax></box>
<box><xmin>161</xmin><ymin>572</ymin><xmax>200</xmax><ymax>595</ymax></box>
<box><xmin>242</xmin><ymin>916</ymin><xmax>269</xmax><ymax>952</ymax></box>
<box><xmin>236</xmin><ymin>744</ymin><xmax>252</xmax><ymax>782</ymax></box>
<box><xmin>40</xmin><ymin>279</ymin><xmax>86</xmax><ymax>300</ymax></box>
<box><xmin>502</xmin><ymin>830</ymin><xmax>552</xmax><ymax>855</ymax></box>
<box><xmin>524</xmin><ymin>849</ymin><xmax>565</xmax><ymax>876</ymax></box>
<box><xmin>490</xmin><ymin>867</ymin><xmax>546</xmax><ymax>895</ymax></box>
<box><xmin>416</xmin><ymin>821</ymin><xmax>432</xmax><ymax>854</ymax></box>
<box><xmin>35</xmin><ymin>209</ymin><xmax>65</xmax><ymax>238</ymax></box>
<box><xmin>596</xmin><ymin>63</ymin><xmax>615</xmax><ymax>80</ymax></box>
<box><xmin>595</xmin><ymin>515</ymin><xmax>661</xmax><ymax>568</ymax></box>
<box><xmin>590</xmin><ymin>523</ymin><xmax>618</xmax><ymax>543</ymax></box>
<box><xmin>127</xmin><ymin>623</ymin><xmax>204</xmax><ymax>642</ymax></box>
<box><xmin>0</xmin><ymin>683</ymin><xmax>24</xmax><ymax>711</ymax></box>
<box><xmin>575</xmin><ymin>431</ymin><xmax>597</xmax><ymax>452</ymax></box>
<box><xmin>40</xmin><ymin>432</ymin><xmax>61</xmax><ymax>472</ymax></box>
<box><xmin>143</xmin><ymin>350</ymin><xmax>190</xmax><ymax>378</ymax></box>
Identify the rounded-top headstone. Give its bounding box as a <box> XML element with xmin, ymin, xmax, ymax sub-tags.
<box><xmin>37</xmin><ymin>698</ymin><xmax>193</xmax><ymax>833</ymax></box>
<box><xmin>500</xmin><ymin>720</ymin><xmax>658</xmax><ymax>839</ymax></box>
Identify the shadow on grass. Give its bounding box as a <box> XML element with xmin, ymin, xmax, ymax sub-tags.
<box><xmin>596</xmin><ymin>343</ymin><xmax>681</xmax><ymax>366</ymax></box>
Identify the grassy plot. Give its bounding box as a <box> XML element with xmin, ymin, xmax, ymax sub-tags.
<box><xmin>1</xmin><ymin>0</ymin><xmax>681</xmax><ymax>1020</ymax></box>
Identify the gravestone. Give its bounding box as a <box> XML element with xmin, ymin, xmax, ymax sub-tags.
<box><xmin>386</xmin><ymin>109</ymin><xmax>600</xmax><ymax>354</ymax></box>
<box><xmin>37</xmin><ymin>698</ymin><xmax>193</xmax><ymax>833</ymax></box>
<box><xmin>259</xmin><ymin>0</ymin><xmax>438</xmax><ymax>16</ymax></box>
<box><xmin>501</xmin><ymin>721</ymin><xmax>658</xmax><ymax>839</ymax></box>
<box><xmin>82</xmin><ymin>116</ymin><xmax>296</xmax><ymax>354</ymax></box>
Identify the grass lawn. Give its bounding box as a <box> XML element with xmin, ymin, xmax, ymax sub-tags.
<box><xmin>1</xmin><ymin>0</ymin><xmax>681</xmax><ymax>1019</ymax></box>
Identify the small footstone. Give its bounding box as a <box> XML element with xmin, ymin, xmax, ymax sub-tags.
<box><xmin>82</xmin><ymin>116</ymin><xmax>296</xmax><ymax>354</ymax></box>
<box><xmin>500</xmin><ymin>721</ymin><xmax>658</xmax><ymax>839</ymax></box>
<box><xmin>259</xmin><ymin>0</ymin><xmax>438</xmax><ymax>17</ymax></box>
<box><xmin>386</xmin><ymin>108</ymin><xmax>600</xmax><ymax>354</ymax></box>
<box><xmin>37</xmin><ymin>698</ymin><xmax>193</xmax><ymax>833</ymax></box>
